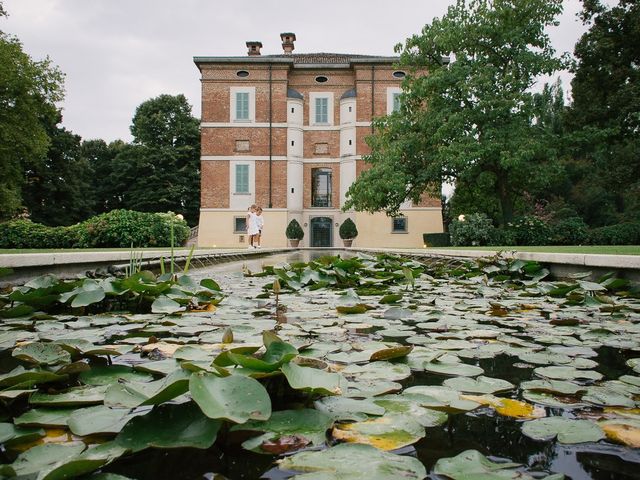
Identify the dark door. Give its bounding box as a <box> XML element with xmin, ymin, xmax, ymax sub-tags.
<box><xmin>310</xmin><ymin>217</ymin><xmax>333</xmax><ymax>247</ymax></box>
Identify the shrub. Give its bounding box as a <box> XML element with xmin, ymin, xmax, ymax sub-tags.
<box><xmin>449</xmin><ymin>213</ymin><xmax>496</xmax><ymax>246</ymax></box>
<box><xmin>490</xmin><ymin>228</ymin><xmax>517</xmax><ymax>247</ymax></box>
<box><xmin>76</xmin><ymin>210</ymin><xmax>189</xmax><ymax>248</ymax></box>
<box><xmin>285</xmin><ymin>219</ymin><xmax>304</xmax><ymax>240</ymax></box>
<box><xmin>504</xmin><ymin>216</ymin><xmax>552</xmax><ymax>246</ymax></box>
<box><xmin>588</xmin><ymin>222</ymin><xmax>640</xmax><ymax>245</ymax></box>
<box><xmin>339</xmin><ymin>218</ymin><xmax>358</xmax><ymax>240</ymax></box>
<box><xmin>423</xmin><ymin>232</ymin><xmax>451</xmax><ymax>247</ymax></box>
<box><xmin>0</xmin><ymin>220</ymin><xmax>79</xmax><ymax>249</ymax></box>
<box><xmin>549</xmin><ymin>217</ymin><xmax>588</xmax><ymax>245</ymax></box>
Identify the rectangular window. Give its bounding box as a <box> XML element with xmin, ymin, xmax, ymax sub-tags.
<box><xmin>312</xmin><ymin>168</ymin><xmax>332</xmax><ymax>207</ymax></box>
<box><xmin>236</xmin><ymin>92</ymin><xmax>249</xmax><ymax>120</ymax></box>
<box><xmin>315</xmin><ymin>97</ymin><xmax>328</xmax><ymax>123</ymax></box>
<box><xmin>392</xmin><ymin>217</ymin><xmax>408</xmax><ymax>233</ymax></box>
<box><xmin>392</xmin><ymin>93</ymin><xmax>401</xmax><ymax>112</ymax></box>
<box><xmin>235</xmin><ymin>164</ymin><xmax>249</xmax><ymax>193</ymax></box>
<box><xmin>234</xmin><ymin>216</ymin><xmax>247</xmax><ymax>233</ymax></box>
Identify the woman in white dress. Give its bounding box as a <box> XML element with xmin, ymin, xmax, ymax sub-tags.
<box><xmin>246</xmin><ymin>204</ymin><xmax>260</xmax><ymax>249</ymax></box>
<box><xmin>255</xmin><ymin>206</ymin><xmax>264</xmax><ymax>248</ymax></box>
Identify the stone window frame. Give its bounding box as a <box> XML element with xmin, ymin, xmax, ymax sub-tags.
<box><xmin>233</xmin><ymin>216</ymin><xmax>247</xmax><ymax>234</ymax></box>
<box><xmin>230</xmin><ymin>86</ymin><xmax>256</xmax><ymax>123</ymax></box>
<box><xmin>310</xmin><ymin>92</ymin><xmax>334</xmax><ymax>126</ymax></box>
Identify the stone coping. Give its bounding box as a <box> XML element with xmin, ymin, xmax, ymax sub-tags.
<box><xmin>353</xmin><ymin>248</ymin><xmax>640</xmax><ymax>270</ymax></box>
<box><xmin>0</xmin><ymin>248</ymin><xmax>292</xmax><ymax>269</ymax></box>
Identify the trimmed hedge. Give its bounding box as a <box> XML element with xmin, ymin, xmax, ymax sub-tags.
<box><xmin>588</xmin><ymin>222</ymin><xmax>640</xmax><ymax>245</ymax></box>
<box><xmin>339</xmin><ymin>218</ymin><xmax>358</xmax><ymax>240</ymax></box>
<box><xmin>449</xmin><ymin>213</ymin><xmax>495</xmax><ymax>246</ymax></box>
<box><xmin>549</xmin><ymin>217</ymin><xmax>588</xmax><ymax>246</ymax></box>
<box><xmin>423</xmin><ymin>232</ymin><xmax>451</xmax><ymax>247</ymax></box>
<box><xmin>0</xmin><ymin>210</ymin><xmax>189</xmax><ymax>249</ymax></box>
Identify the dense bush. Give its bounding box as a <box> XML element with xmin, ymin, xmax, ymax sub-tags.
<box><xmin>423</xmin><ymin>232</ymin><xmax>451</xmax><ymax>247</ymax></box>
<box><xmin>76</xmin><ymin>210</ymin><xmax>189</xmax><ymax>248</ymax></box>
<box><xmin>504</xmin><ymin>216</ymin><xmax>553</xmax><ymax>246</ymax></box>
<box><xmin>0</xmin><ymin>220</ymin><xmax>80</xmax><ymax>249</ymax></box>
<box><xmin>449</xmin><ymin>213</ymin><xmax>496</xmax><ymax>246</ymax></box>
<box><xmin>339</xmin><ymin>218</ymin><xmax>358</xmax><ymax>240</ymax></box>
<box><xmin>285</xmin><ymin>219</ymin><xmax>304</xmax><ymax>240</ymax></box>
<box><xmin>0</xmin><ymin>210</ymin><xmax>189</xmax><ymax>249</ymax></box>
<box><xmin>588</xmin><ymin>222</ymin><xmax>640</xmax><ymax>245</ymax></box>
<box><xmin>550</xmin><ymin>217</ymin><xmax>589</xmax><ymax>245</ymax></box>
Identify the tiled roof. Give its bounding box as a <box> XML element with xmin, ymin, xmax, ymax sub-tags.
<box><xmin>193</xmin><ymin>53</ymin><xmax>399</xmax><ymax>66</ymax></box>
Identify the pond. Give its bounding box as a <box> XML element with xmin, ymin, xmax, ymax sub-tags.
<box><xmin>0</xmin><ymin>250</ymin><xmax>639</xmax><ymax>480</ymax></box>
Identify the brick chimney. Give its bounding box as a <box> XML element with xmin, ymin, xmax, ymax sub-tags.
<box><xmin>280</xmin><ymin>32</ymin><xmax>296</xmax><ymax>55</ymax></box>
<box><xmin>246</xmin><ymin>41</ymin><xmax>263</xmax><ymax>56</ymax></box>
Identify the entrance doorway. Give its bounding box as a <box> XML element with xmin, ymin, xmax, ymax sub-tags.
<box><xmin>310</xmin><ymin>217</ymin><xmax>333</xmax><ymax>247</ymax></box>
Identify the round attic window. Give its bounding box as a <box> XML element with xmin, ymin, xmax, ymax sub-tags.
<box><xmin>392</xmin><ymin>71</ymin><xmax>406</xmax><ymax>78</ymax></box>
<box><xmin>315</xmin><ymin>76</ymin><xmax>328</xmax><ymax>83</ymax></box>
<box><xmin>236</xmin><ymin>70</ymin><xmax>249</xmax><ymax>78</ymax></box>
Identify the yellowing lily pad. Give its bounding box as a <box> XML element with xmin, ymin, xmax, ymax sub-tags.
<box><xmin>331</xmin><ymin>413</ymin><xmax>425</xmax><ymax>451</ymax></box>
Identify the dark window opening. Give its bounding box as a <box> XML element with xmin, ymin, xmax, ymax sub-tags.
<box><xmin>348</xmin><ymin>139</ymin><xmax>352</xmax><ymax>145</ymax></box>
<box><xmin>392</xmin><ymin>217</ymin><xmax>408</xmax><ymax>233</ymax></box>
<box><xmin>392</xmin><ymin>71</ymin><xmax>406</xmax><ymax>78</ymax></box>
<box><xmin>315</xmin><ymin>75</ymin><xmax>328</xmax><ymax>83</ymax></box>
<box><xmin>236</xmin><ymin>70</ymin><xmax>249</xmax><ymax>78</ymax></box>
<box><xmin>312</xmin><ymin>168</ymin><xmax>332</xmax><ymax>207</ymax></box>
<box><xmin>234</xmin><ymin>217</ymin><xmax>247</xmax><ymax>233</ymax></box>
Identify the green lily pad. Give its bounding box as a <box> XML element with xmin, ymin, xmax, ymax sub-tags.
<box><xmin>12</xmin><ymin>342</ymin><xmax>71</xmax><ymax>366</ymax></box>
<box><xmin>0</xmin><ymin>423</ymin><xmax>45</xmax><ymax>446</ymax></box>
<box><xmin>29</xmin><ymin>385</ymin><xmax>107</xmax><ymax>407</ymax></box>
<box><xmin>116</xmin><ymin>402</ymin><xmax>221</xmax><ymax>452</ymax></box>
<box><xmin>403</xmin><ymin>386</ymin><xmax>481</xmax><ymax>413</ymax></box>
<box><xmin>225</xmin><ymin>341</ymin><xmax>298</xmax><ymax>372</ymax></box>
<box><xmin>278</xmin><ymin>443</ymin><xmax>426</xmax><ymax>480</ymax></box>
<box><xmin>433</xmin><ymin>449</ymin><xmax>548</xmax><ymax>480</ymax></box>
<box><xmin>443</xmin><ymin>376</ymin><xmax>515</xmax><ymax>394</ymax></box>
<box><xmin>534</xmin><ymin>366</ymin><xmax>603</xmax><ymax>382</ymax></box>
<box><xmin>0</xmin><ymin>442</ymin><xmax>86</xmax><ymax>478</ymax></box>
<box><xmin>281</xmin><ymin>363</ymin><xmax>345</xmax><ymax>396</ymax></box>
<box><xmin>424</xmin><ymin>361</ymin><xmax>484</xmax><ymax>377</ymax></box>
<box><xmin>370</xmin><ymin>345</ymin><xmax>413</xmax><ymax>362</ymax></box>
<box><xmin>189</xmin><ymin>372</ymin><xmax>271</xmax><ymax>423</ymax></box>
<box><xmin>342</xmin><ymin>362</ymin><xmax>411</xmax><ymax>382</ymax></box>
<box><xmin>373</xmin><ymin>395</ymin><xmax>448</xmax><ymax>427</ymax></box>
<box><xmin>522</xmin><ymin>417</ymin><xmax>605</xmax><ymax>444</ymax></box>
<box><xmin>582</xmin><ymin>386</ymin><xmax>636</xmax><ymax>407</ymax></box>
<box><xmin>314</xmin><ymin>396</ymin><xmax>385</xmax><ymax>421</ymax></box>
<box><xmin>14</xmin><ymin>408</ymin><xmax>78</xmax><ymax>427</ymax></box>
<box><xmin>0</xmin><ymin>366</ymin><xmax>66</xmax><ymax>388</ymax></box>
<box><xmin>233</xmin><ymin>409</ymin><xmax>333</xmax><ymax>454</ymax></box>
<box><xmin>104</xmin><ymin>369</ymin><xmax>190</xmax><ymax>408</ymax></box>
<box><xmin>71</xmin><ymin>288</ymin><xmax>106</xmax><ymax>308</ymax></box>
<box><xmin>520</xmin><ymin>379</ymin><xmax>586</xmax><ymax>395</ymax></box>
<box><xmin>151</xmin><ymin>295</ymin><xmax>183</xmax><ymax>314</ymax></box>
<box><xmin>521</xmin><ymin>391</ymin><xmax>587</xmax><ymax>409</ymax></box>
<box><xmin>79</xmin><ymin>365</ymin><xmax>154</xmax><ymax>386</ymax></box>
<box><xmin>67</xmin><ymin>406</ymin><xmax>144</xmax><ymax>436</ymax></box>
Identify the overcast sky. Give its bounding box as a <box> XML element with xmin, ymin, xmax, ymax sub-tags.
<box><xmin>3</xmin><ymin>0</ymin><xmax>601</xmax><ymax>143</ymax></box>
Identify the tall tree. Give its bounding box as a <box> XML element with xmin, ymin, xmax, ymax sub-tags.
<box><xmin>344</xmin><ymin>0</ymin><xmax>566</xmax><ymax>225</ymax></box>
<box><xmin>82</xmin><ymin>139</ymin><xmax>125</xmax><ymax>214</ymax></box>
<box><xmin>0</xmin><ymin>4</ymin><xmax>64</xmax><ymax>220</ymax></box>
<box><xmin>566</xmin><ymin>0</ymin><xmax>640</xmax><ymax>226</ymax></box>
<box><xmin>22</xmin><ymin>116</ymin><xmax>94</xmax><ymax>226</ymax></box>
<box><xmin>115</xmin><ymin>94</ymin><xmax>201</xmax><ymax>225</ymax></box>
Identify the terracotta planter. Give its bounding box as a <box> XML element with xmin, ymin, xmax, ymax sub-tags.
<box><xmin>342</xmin><ymin>239</ymin><xmax>353</xmax><ymax>247</ymax></box>
<box><xmin>289</xmin><ymin>239</ymin><xmax>300</xmax><ymax>247</ymax></box>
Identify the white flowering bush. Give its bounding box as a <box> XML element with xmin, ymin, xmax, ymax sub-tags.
<box><xmin>449</xmin><ymin>213</ymin><xmax>496</xmax><ymax>246</ymax></box>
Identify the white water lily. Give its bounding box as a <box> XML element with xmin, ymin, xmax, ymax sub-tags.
<box><xmin>458</xmin><ymin>214</ymin><xmax>465</xmax><ymax>222</ymax></box>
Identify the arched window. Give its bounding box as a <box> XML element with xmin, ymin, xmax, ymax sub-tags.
<box><xmin>311</xmin><ymin>168</ymin><xmax>332</xmax><ymax>207</ymax></box>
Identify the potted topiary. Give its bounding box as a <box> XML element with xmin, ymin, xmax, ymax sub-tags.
<box><xmin>286</xmin><ymin>219</ymin><xmax>304</xmax><ymax>247</ymax></box>
<box><xmin>339</xmin><ymin>218</ymin><xmax>358</xmax><ymax>247</ymax></box>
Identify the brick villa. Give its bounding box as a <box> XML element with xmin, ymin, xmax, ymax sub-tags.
<box><xmin>193</xmin><ymin>33</ymin><xmax>443</xmax><ymax>248</ymax></box>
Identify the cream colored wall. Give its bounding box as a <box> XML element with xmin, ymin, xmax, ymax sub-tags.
<box><xmin>350</xmin><ymin>209</ymin><xmax>443</xmax><ymax>248</ymax></box>
<box><xmin>197</xmin><ymin>210</ymin><xmax>289</xmax><ymax>248</ymax></box>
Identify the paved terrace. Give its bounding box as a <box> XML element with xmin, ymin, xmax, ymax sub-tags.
<box><xmin>1</xmin><ymin>247</ymin><xmax>639</xmax><ymax>286</ymax></box>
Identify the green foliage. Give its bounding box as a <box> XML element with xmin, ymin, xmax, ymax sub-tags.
<box><xmin>549</xmin><ymin>217</ymin><xmax>589</xmax><ymax>246</ymax></box>
<box><xmin>565</xmin><ymin>0</ymin><xmax>640</xmax><ymax>225</ymax></box>
<box><xmin>76</xmin><ymin>210</ymin><xmax>189</xmax><ymax>248</ymax></box>
<box><xmin>0</xmin><ymin>24</ymin><xmax>64</xmax><ymax>220</ymax></box>
<box><xmin>338</xmin><ymin>218</ymin><xmax>358</xmax><ymax>240</ymax></box>
<box><xmin>0</xmin><ymin>210</ymin><xmax>189</xmax><ymax>249</ymax></box>
<box><xmin>22</xmin><ymin>121</ymin><xmax>95</xmax><ymax>226</ymax></box>
<box><xmin>423</xmin><ymin>233</ymin><xmax>451</xmax><ymax>247</ymax></box>
<box><xmin>0</xmin><ymin>220</ymin><xmax>79</xmax><ymax>249</ymax></box>
<box><xmin>504</xmin><ymin>216</ymin><xmax>553</xmax><ymax>246</ymax></box>
<box><xmin>285</xmin><ymin>219</ymin><xmax>304</xmax><ymax>240</ymax></box>
<box><xmin>449</xmin><ymin>214</ymin><xmax>496</xmax><ymax>247</ymax></box>
<box><xmin>588</xmin><ymin>222</ymin><xmax>640</xmax><ymax>246</ymax></box>
<box><xmin>344</xmin><ymin>0</ymin><xmax>566</xmax><ymax>225</ymax></box>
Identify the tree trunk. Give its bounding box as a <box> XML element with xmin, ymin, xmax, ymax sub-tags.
<box><xmin>496</xmin><ymin>173</ymin><xmax>514</xmax><ymax>226</ymax></box>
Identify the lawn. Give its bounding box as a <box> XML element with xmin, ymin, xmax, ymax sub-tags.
<box><xmin>0</xmin><ymin>247</ymin><xmax>220</xmax><ymax>255</ymax></box>
<box><xmin>428</xmin><ymin>245</ymin><xmax>640</xmax><ymax>255</ymax></box>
